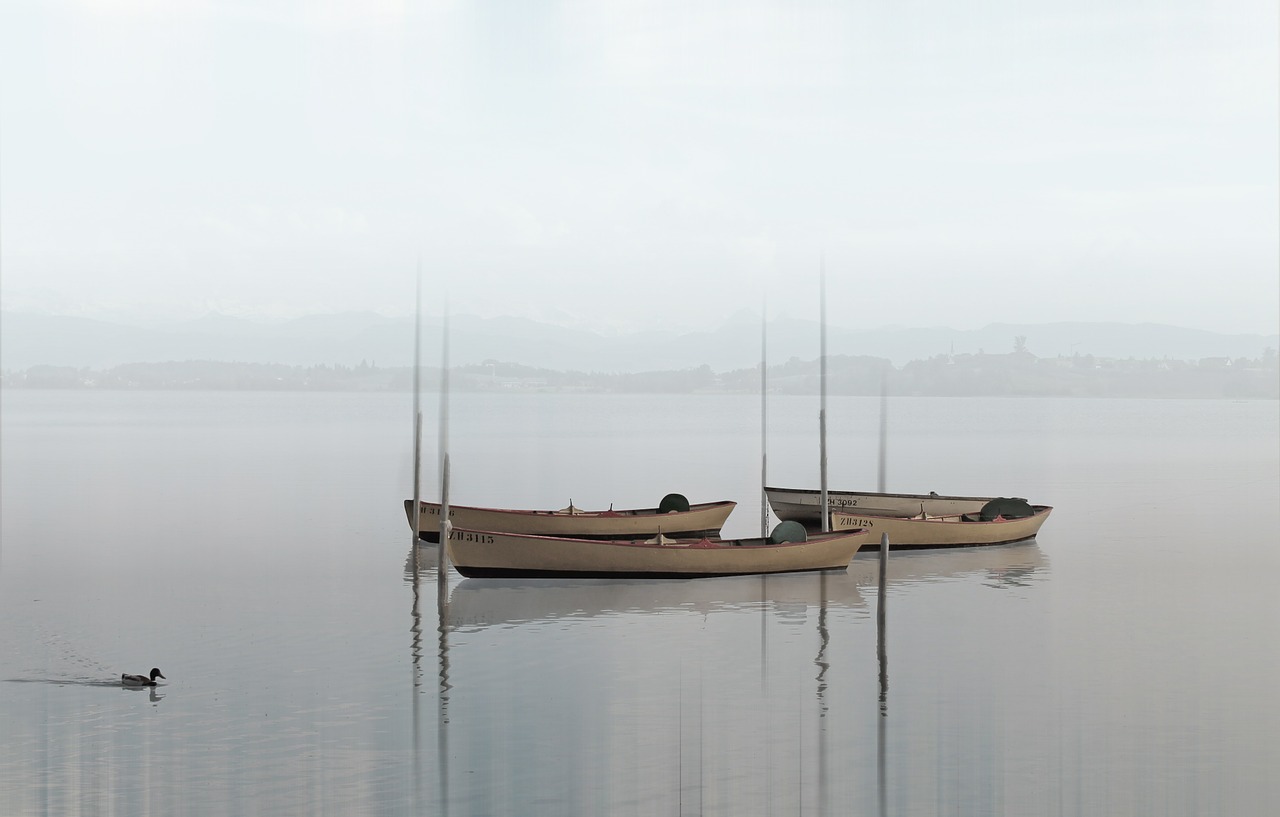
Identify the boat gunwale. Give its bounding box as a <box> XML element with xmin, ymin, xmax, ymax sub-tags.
<box><xmin>765</xmin><ymin>486</ymin><xmax>1011</xmax><ymax>503</ymax></box>
<box><xmin>447</xmin><ymin>526</ymin><xmax>868</xmax><ymax>551</ymax></box>
<box><xmin>831</xmin><ymin>505</ymin><xmax>1053</xmax><ymax>525</ymax></box>
<box><xmin>408</xmin><ymin>498</ymin><xmax>737</xmax><ymax>520</ymax></box>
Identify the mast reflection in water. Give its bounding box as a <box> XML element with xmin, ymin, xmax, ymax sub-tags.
<box><xmin>395</xmin><ymin>542</ymin><xmax>1047</xmax><ymax>815</ymax></box>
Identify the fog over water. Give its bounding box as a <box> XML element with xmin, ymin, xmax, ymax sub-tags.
<box><xmin>1</xmin><ymin>390</ymin><xmax>1277</xmax><ymax>814</ymax></box>
<box><xmin>2</xmin><ymin>1</ymin><xmax>1277</xmax><ymax>810</ymax></box>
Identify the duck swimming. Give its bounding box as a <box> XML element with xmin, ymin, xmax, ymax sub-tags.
<box><xmin>122</xmin><ymin>668</ymin><xmax>166</xmax><ymax>686</ymax></box>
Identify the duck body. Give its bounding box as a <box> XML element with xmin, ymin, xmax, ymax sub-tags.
<box><xmin>122</xmin><ymin>668</ymin><xmax>166</xmax><ymax>686</ymax></box>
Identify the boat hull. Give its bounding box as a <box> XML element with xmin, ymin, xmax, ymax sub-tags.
<box><xmin>404</xmin><ymin>499</ymin><xmax>736</xmax><ymax>542</ymax></box>
<box><xmin>765</xmin><ymin>486</ymin><xmax>1012</xmax><ymax>527</ymax></box>
<box><xmin>830</xmin><ymin>506</ymin><xmax>1052</xmax><ymax>549</ymax></box>
<box><xmin>444</xmin><ymin>528</ymin><xmax>867</xmax><ymax>579</ymax></box>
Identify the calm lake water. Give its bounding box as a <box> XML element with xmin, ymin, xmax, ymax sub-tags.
<box><xmin>1</xmin><ymin>390</ymin><xmax>1277</xmax><ymax>816</ymax></box>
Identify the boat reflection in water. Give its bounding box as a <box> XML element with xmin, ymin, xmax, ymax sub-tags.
<box><xmin>403</xmin><ymin>540</ymin><xmax>1047</xmax><ymax>815</ymax></box>
<box><xmin>445</xmin><ymin>570</ymin><xmax>866</xmax><ymax>629</ymax></box>
<box><xmin>428</xmin><ymin>540</ymin><xmax>1045</xmax><ymax>625</ymax></box>
<box><xmin>847</xmin><ymin>539</ymin><xmax>1048</xmax><ymax>590</ymax></box>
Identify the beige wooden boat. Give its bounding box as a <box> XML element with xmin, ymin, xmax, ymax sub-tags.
<box><xmin>830</xmin><ymin>504</ymin><xmax>1052</xmax><ymax>549</ymax></box>
<box><xmin>411</xmin><ymin>541</ymin><xmax>1047</xmax><ymax>623</ymax></box>
<box><xmin>765</xmin><ymin>486</ymin><xmax>1022</xmax><ymax>527</ymax></box>
<box><xmin>443</xmin><ymin>527</ymin><xmax>868</xmax><ymax>578</ymax></box>
<box><xmin>404</xmin><ymin>496</ymin><xmax>736</xmax><ymax>542</ymax></box>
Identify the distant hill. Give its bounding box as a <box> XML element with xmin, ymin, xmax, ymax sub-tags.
<box><xmin>1</xmin><ymin>310</ymin><xmax>1276</xmax><ymax>373</ymax></box>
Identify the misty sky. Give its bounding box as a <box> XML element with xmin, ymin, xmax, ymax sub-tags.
<box><xmin>1</xmin><ymin>0</ymin><xmax>1276</xmax><ymax>335</ymax></box>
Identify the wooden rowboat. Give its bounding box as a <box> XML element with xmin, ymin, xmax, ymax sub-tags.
<box><xmin>404</xmin><ymin>495</ymin><xmax>736</xmax><ymax>542</ymax></box>
<box><xmin>765</xmin><ymin>486</ymin><xmax>1023</xmax><ymax>527</ymax></box>
<box><xmin>830</xmin><ymin>504</ymin><xmax>1052</xmax><ymax>549</ymax></box>
<box><xmin>443</xmin><ymin>527</ymin><xmax>868</xmax><ymax>579</ymax></box>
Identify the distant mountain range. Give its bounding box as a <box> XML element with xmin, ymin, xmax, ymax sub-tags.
<box><xmin>2</xmin><ymin>310</ymin><xmax>1276</xmax><ymax>373</ymax></box>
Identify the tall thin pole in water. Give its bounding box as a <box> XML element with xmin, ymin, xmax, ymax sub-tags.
<box><xmin>438</xmin><ymin>302</ymin><xmax>451</xmax><ymax>595</ymax></box>
<box><xmin>877</xmin><ymin>529</ymin><xmax>889</xmax><ymax>817</ymax></box>
<box><xmin>878</xmin><ymin>371</ymin><xmax>888</xmax><ymax>495</ymax></box>
<box><xmin>877</xmin><ymin>532</ymin><xmax>888</xmax><ymax>636</ymax></box>
<box><xmin>877</xmin><ymin>372</ymin><xmax>890</xmax><ymax>602</ymax></box>
<box><xmin>819</xmin><ymin>258</ymin><xmax>829</xmax><ymax>532</ymax></box>
<box><xmin>817</xmin><ymin>260</ymin><xmax>831</xmax><ymax>810</ymax></box>
<box><xmin>761</xmin><ymin>299</ymin><xmax>769</xmax><ymax>541</ymax></box>
<box><xmin>436</xmin><ymin>299</ymin><xmax>452</xmax><ymax>815</ymax></box>
<box><xmin>876</xmin><ymin>373</ymin><xmax>890</xmax><ymax>817</ymax></box>
<box><xmin>409</xmin><ymin>266</ymin><xmax>424</xmax><ymax>808</ymax></box>
<box><xmin>412</xmin><ymin>269</ymin><xmax>423</xmax><ymax>562</ymax></box>
<box><xmin>877</xmin><ymin>374</ymin><xmax>889</xmax><ymax>593</ymax></box>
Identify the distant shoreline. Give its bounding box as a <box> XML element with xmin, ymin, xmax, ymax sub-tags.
<box><xmin>4</xmin><ymin>311</ymin><xmax>1277</xmax><ymax>374</ymax></box>
<box><xmin>4</xmin><ymin>350</ymin><xmax>1276</xmax><ymax>399</ymax></box>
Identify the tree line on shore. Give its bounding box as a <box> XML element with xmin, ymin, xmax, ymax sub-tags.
<box><xmin>4</xmin><ymin>346</ymin><xmax>1276</xmax><ymax>399</ymax></box>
